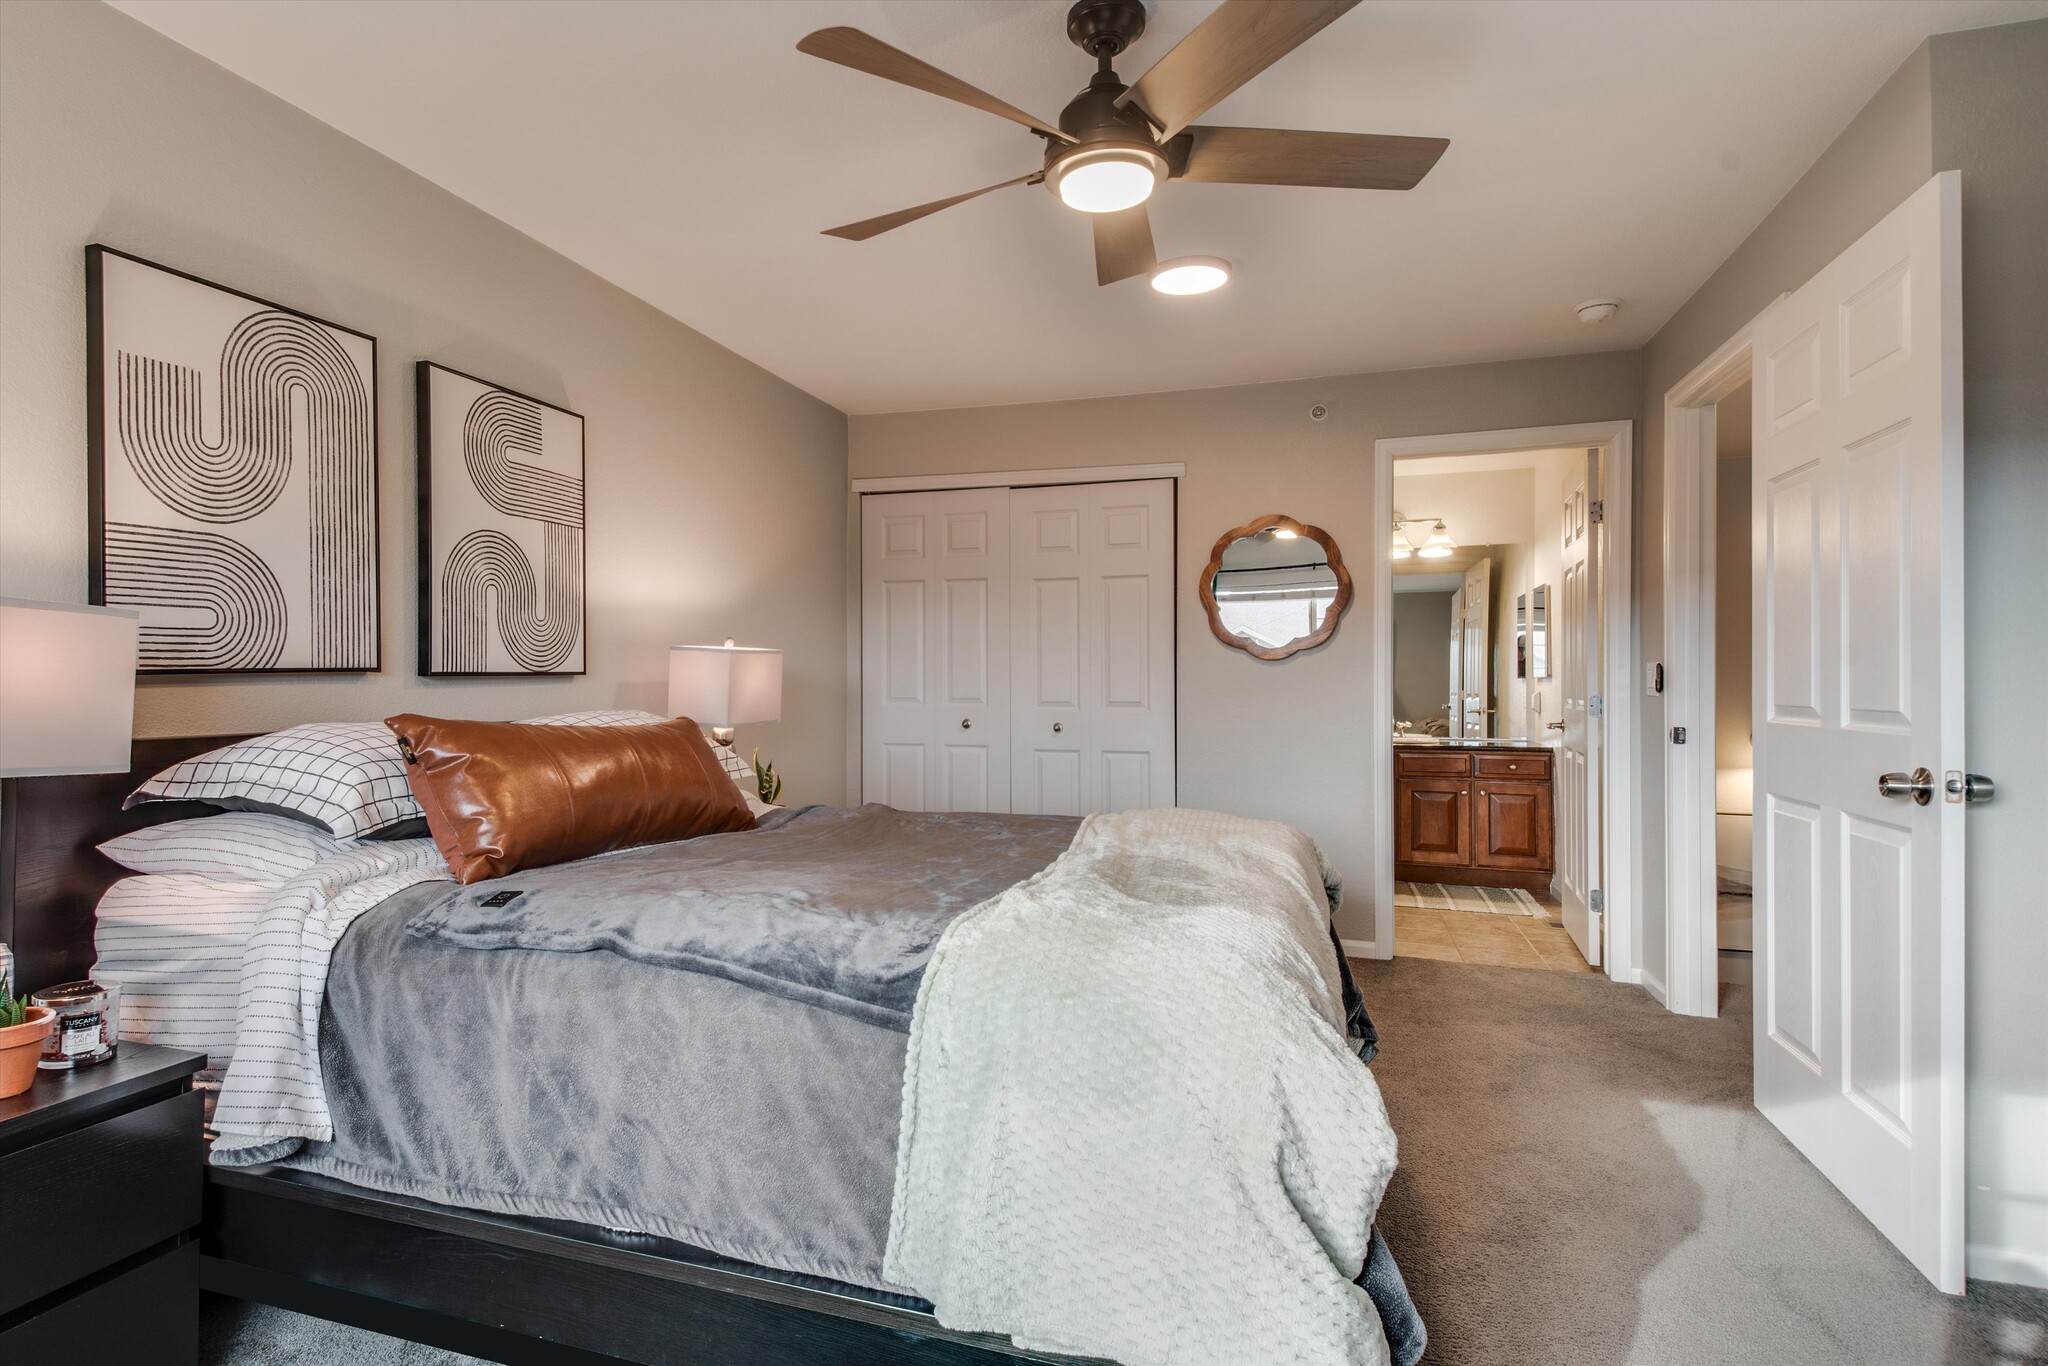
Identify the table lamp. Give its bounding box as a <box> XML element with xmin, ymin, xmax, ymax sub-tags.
<box><xmin>668</xmin><ymin>639</ymin><xmax>782</xmax><ymax>778</ymax></box>
<box><xmin>0</xmin><ymin>598</ymin><xmax>139</xmax><ymax>778</ymax></box>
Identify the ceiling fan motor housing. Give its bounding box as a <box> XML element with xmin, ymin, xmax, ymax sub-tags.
<box><xmin>1065</xmin><ymin>0</ymin><xmax>1148</xmax><ymax>59</ymax></box>
<box><xmin>1046</xmin><ymin>66</ymin><xmax>1167</xmax><ymax>202</ymax></box>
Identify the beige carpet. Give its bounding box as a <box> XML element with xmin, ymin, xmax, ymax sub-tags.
<box><xmin>1351</xmin><ymin>956</ymin><xmax>2048</xmax><ymax>1365</ymax></box>
<box><xmin>1395</xmin><ymin>881</ymin><xmax>1548</xmax><ymax>917</ymax></box>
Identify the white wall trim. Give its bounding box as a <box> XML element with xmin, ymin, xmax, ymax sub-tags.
<box><xmin>844</xmin><ymin>462</ymin><xmax>1183</xmax><ymax>806</ymax></box>
<box><xmin>1373</xmin><ymin>421</ymin><xmax>1637</xmax><ymax>982</ymax></box>
<box><xmin>1660</xmin><ymin>325</ymin><xmax>1755</xmax><ymax>1019</ymax></box>
<box><xmin>1339</xmin><ymin>937</ymin><xmax>1379</xmax><ymax>960</ymax></box>
<box><xmin>1967</xmin><ymin>1243</ymin><xmax>2048</xmax><ymax>1292</ymax></box>
<box><xmin>850</xmin><ymin>462</ymin><xmax>1185</xmax><ymax>493</ymax></box>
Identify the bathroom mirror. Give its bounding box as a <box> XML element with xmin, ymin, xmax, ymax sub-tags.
<box><xmin>1200</xmin><ymin>515</ymin><xmax>1352</xmax><ymax>661</ymax></box>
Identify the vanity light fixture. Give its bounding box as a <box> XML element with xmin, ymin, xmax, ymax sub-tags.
<box><xmin>1389</xmin><ymin>517</ymin><xmax>1456</xmax><ymax>561</ymax></box>
<box><xmin>1149</xmin><ymin>256</ymin><xmax>1231</xmax><ymax>296</ymax></box>
<box><xmin>1416</xmin><ymin>520</ymin><xmax>1457</xmax><ymax>559</ymax></box>
<box><xmin>1389</xmin><ymin>525</ymin><xmax>1413</xmax><ymax>560</ymax></box>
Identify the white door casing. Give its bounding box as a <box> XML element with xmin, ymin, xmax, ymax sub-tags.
<box><xmin>860</xmin><ymin>487</ymin><xmax>1012</xmax><ymax>812</ymax></box>
<box><xmin>1009</xmin><ymin>479</ymin><xmax>1176</xmax><ymax>814</ymax></box>
<box><xmin>1559</xmin><ymin>459</ymin><xmax>1600</xmax><ymax>965</ymax></box>
<box><xmin>1751</xmin><ymin>172</ymin><xmax>1965</xmax><ymax>1292</ymax></box>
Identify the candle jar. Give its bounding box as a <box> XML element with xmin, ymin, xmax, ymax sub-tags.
<box><xmin>32</xmin><ymin>980</ymin><xmax>119</xmax><ymax>1069</ymax></box>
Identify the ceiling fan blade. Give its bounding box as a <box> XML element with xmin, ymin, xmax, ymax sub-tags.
<box><xmin>821</xmin><ymin>173</ymin><xmax>1041</xmax><ymax>242</ymax></box>
<box><xmin>797</xmin><ymin>27</ymin><xmax>1073</xmax><ymax>142</ymax></box>
<box><xmin>1179</xmin><ymin>126</ymin><xmax>1449</xmax><ymax>190</ymax></box>
<box><xmin>1093</xmin><ymin>204</ymin><xmax>1157</xmax><ymax>286</ymax></box>
<box><xmin>1117</xmin><ymin>0</ymin><xmax>1361</xmax><ymax>140</ymax></box>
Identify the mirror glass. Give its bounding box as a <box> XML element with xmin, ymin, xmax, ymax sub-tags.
<box><xmin>1525</xmin><ymin>584</ymin><xmax>1550</xmax><ymax>679</ymax></box>
<box><xmin>1203</xmin><ymin>519</ymin><xmax>1350</xmax><ymax>659</ymax></box>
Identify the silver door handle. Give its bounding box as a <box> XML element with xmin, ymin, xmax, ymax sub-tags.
<box><xmin>1944</xmin><ymin>771</ymin><xmax>1995</xmax><ymax>804</ymax></box>
<box><xmin>1052</xmin><ymin>722</ymin><xmax>1063</xmax><ymax>733</ymax></box>
<box><xmin>1547</xmin><ymin>721</ymin><xmax>1566</xmax><ymax>731</ymax></box>
<box><xmin>960</xmin><ymin>718</ymin><xmax>971</xmax><ymax>730</ymax></box>
<box><xmin>1877</xmin><ymin>767</ymin><xmax>1934</xmax><ymax>806</ymax></box>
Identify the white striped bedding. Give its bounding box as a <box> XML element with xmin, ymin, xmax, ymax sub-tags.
<box><xmin>98</xmin><ymin>811</ymin><xmax>342</xmax><ymax>883</ymax></box>
<box><xmin>92</xmin><ymin>874</ymin><xmax>273</xmax><ymax>1081</ymax></box>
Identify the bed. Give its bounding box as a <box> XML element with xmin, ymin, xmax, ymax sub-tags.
<box><xmin>0</xmin><ymin>731</ymin><xmax>1418</xmax><ymax>1366</ymax></box>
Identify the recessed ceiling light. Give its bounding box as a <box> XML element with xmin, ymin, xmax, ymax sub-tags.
<box><xmin>1150</xmin><ymin>256</ymin><xmax>1231</xmax><ymax>296</ymax></box>
<box><xmin>1048</xmin><ymin>145</ymin><xmax>1167</xmax><ymax>213</ymax></box>
<box><xmin>1271</xmin><ymin>528</ymin><xmax>1299</xmax><ymax>540</ymax></box>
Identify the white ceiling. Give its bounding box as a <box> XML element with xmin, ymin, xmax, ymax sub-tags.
<box><xmin>109</xmin><ymin>0</ymin><xmax>2047</xmax><ymax>414</ymax></box>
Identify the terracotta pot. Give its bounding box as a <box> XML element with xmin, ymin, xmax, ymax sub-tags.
<box><xmin>0</xmin><ymin>1006</ymin><xmax>55</xmax><ymax>1099</ymax></box>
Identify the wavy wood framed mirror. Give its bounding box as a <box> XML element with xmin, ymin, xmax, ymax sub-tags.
<box><xmin>1199</xmin><ymin>514</ymin><xmax>1353</xmax><ymax>661</ymax></box>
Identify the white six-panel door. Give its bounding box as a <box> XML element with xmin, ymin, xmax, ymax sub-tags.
<box><xmin>1751</xmin><ymin>172</ymin><xmax>1964</xmax><ymax>1292</ymax></box>
<box><xmin>1009</xmin><ymin>480</ymin><xmax>1176</xmax><ymax>814</ymax></box>
<box><xmin>1559</xmin><ymin>458</ymin><xmax>1601</xmax><ymax>966</ymax></box>
<box><xmin>861</xmin><ymin>488</ymin><xmax>1012</xmax><ymax>812</ymax></box>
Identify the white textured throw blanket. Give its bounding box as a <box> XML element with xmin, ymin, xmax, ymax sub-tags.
<box><xmin>210</xmin><ymin>840</ymin><xmax>449</xmax><ymax>1158</ymax></box>
<box><xmin>885</xmin><ymin>808</ymin><xmax>1399</xmax><ymax>1366</ymax></box>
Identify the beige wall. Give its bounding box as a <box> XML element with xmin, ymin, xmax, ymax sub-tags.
<box><xmin>1929</xmin><ymin>17</ymin><xmax>2048</xmax><ymax>1288</ymax></box>
<box><xmin>851</xmin><ymin>349</ymin><xmax>1641</xmax><ymax>940</ymax></box>
<box><xmin>0</xmin><ymin>2</ymin><xmax>849</xmax><ymax>802</ymax></box>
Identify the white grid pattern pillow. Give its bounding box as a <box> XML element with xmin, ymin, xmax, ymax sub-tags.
<box><xmin>125</xmin><ymin>711</ymin><xmax>689</xmax><ymax>842</ymax></box>
<box><xmin>99</xmin><ymin>812</ymin><xmax>341</xmax><ymax>884</ymax></box>
<box><xmin>93</xmin><ymin>873</ymin><xmax>272</xmax><ymax>1078</ymax></box>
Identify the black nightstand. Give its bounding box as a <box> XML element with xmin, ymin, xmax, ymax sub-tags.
<box><xmin>0</xmin><ymin>1044</ymin><xmax>206</xmax><ymax>1364</ymax></box>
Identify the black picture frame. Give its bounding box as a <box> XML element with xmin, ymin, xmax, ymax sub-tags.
<box><xmin>416</xmin><ymin>361</ymin><xmax>588</xmax><ymax>677</ymax></box>
<box><xmin>85</xmin><ymin>244</ymin><xmax>383</xmax><ymax>675</ymax></box>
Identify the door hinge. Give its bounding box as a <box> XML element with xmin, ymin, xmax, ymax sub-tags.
<box><xmin>1588</xmin><ymin>693</ymin><xmax>1605</xmax><ymax>719</ymax></box>
<box><xmin>1589</xmin><ymin>499</ymin><xmax>1606</xmax><ymax>524</ymax></box>
<box><xmin>1590</xmin><ymin>889</ymin><xmax>1605</xmax><ymax>915</ymax></box>
<box><xmin>1672</xmin><ymin>726</ymin><xmax>1687</xmax><ymax>745</ymax></box>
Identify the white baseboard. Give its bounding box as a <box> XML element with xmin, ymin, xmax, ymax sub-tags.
<box><xmin>1969</xmin><ymin>1242</ymin><xmax>2048</xmax><ymax>1290</ymax></box>
<box><xmin>1340</xmin><ymin>937</ymin><xmax>1384</xmax><ymax>961</ymax></box>
<box><xmin>1715</xmin><ymin>865</ymin><xmax>1753</xmax><ymax>891</ymax></box>
<box><xmin>1639</xmin><ymin>968</ymin><xmax>1668</xmax><ymax>1005</ymax></box>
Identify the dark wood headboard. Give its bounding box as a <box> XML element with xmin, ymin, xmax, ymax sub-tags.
<box><xmin>0</xmin><ymin>735</ymin><xmax>254</xmax><ymax>995</ymax></box>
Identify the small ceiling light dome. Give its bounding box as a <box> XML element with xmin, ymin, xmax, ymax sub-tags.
<box><xmin>1150</xmin><ymin>255</ymin><xmax>1231</xmax><ymax>296</ymax></box>
<box><xmin>1049</xmin><ymin>145</ymin><xmax>1167</xmax><ymax>213</ymax></box>
<box><xmin>1576</xmin><ymin>297</ymin><xmax>1622</xmax><ymax>324</ymax></box>
<box><xmin>1270</xmin><ymin>527</ymin><xmax>1299</xmax><ymax>540</ymax></box>
<box><xmin>1416</xmin><ymin>520</ymin><xmax>1457</xmax><ymax>559</ymax></box>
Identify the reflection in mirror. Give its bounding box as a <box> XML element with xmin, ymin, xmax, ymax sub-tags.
<box><xmin>1528</xmin><ymin>584</ymin><xmax>1550</xmax><ymax>679</ymax></box>
<box><xmin>1201</xmin><ymin>516</ymin><xmax>1351</xmax><ymax>660</ymax></box>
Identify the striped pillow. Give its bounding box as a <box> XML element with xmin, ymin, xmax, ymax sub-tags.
<box><xmin>99</xmin><ymin>812</ymin><xmax>341</xmax><ymax>884</ymax></box>
<box><xmin>92</xmin><ymin>873</ymin><xmax>271</xmax><ymax>1079</ymax></box>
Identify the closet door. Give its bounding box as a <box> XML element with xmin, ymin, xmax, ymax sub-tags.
<box><xmin>860</xmin><ymin>488</ymin><xmax>1011</xmax><ymax>812</ymax></box>
<box><xmin>1009</xmin><ymin>479</ymin><xmax>1175</xmax><ymax>815</ymax></box>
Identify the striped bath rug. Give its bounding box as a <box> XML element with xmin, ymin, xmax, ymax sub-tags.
<box><xmin>1395</xmin><ymin>882</ymin><xmax>1547</xmax><ymax>917</ymax></box>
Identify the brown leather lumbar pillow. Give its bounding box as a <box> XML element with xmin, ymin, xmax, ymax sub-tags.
<box><xmin>385</xmin><ymin>714</ymin><xmax>755</xmax><ymax>884</ymax></box>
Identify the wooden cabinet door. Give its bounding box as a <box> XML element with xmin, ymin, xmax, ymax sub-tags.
<box><xmin>1473</xmin><ymin>780</ymin><xmax>1553</xmax><ymax>870</ymax></box>
<box><xmin>1395</xmin><ymin>778</ymin><xmax>1469</xmax><ymax>867</ymax></box>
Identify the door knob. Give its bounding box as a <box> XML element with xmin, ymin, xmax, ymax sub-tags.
<box><xmin>1547</xmin><ymin>721</ymin><xmax>1566</xmax><ymax>731</ymax></box>
<box><xmin>1052</xmin><ymin>722</ymin><xmax>1064</xmax><ymax>733</ymax></box>
<box><xmin>1944</xmin><ymin>771</ymin><xmax>1995</xmax><ymax>804</ymax></box>
<box><xmin>1877</xmin><ymin>767</ymin><xmax>1934</xmax><ymax>806</ymax></box>
<box><xmin>960</xmin><ymin>718</ymin><xmax>971</xmax><ymax>730</ymax></box>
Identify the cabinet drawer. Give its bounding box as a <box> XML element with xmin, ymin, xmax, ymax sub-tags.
<box><xmin>1396</xmin><ymin>751</ymin><xmax>1472</xmax><ymax>777</ymax></box>
<box><xmin>0</xmin><ymin>1241</ymin><xmax>196</xmax><ymax>1365</ymax></box>
<box><xmin>0</xmin><ymin>1088</ymin><xmax>201</xmax><ymax>1315</ymax></box>
<box><xmin>1476</xmin><ymin>752</ymin><xmax>1551</xmax><ymax>779</ymax></box>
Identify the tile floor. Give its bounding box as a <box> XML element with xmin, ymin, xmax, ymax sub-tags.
<box><xmin>1393</xmin><ymin>892</ymin><xmax>1595</xmax><ymax>973</ymax></box>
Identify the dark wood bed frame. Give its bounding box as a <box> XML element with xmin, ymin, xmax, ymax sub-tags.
<box><xmin>0</xmin><ymin>736</ymin><xmax>1086</xmax><ymax>1365</ymax></box>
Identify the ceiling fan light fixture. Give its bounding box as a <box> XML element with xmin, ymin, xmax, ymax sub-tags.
<box><xmin>1149</xmin><ymin>255</ymin><xmax>1231</xmax><ymax>296</ymax></box>
<box><xmin>1049</xmin><ymin>144</ymin><xmax>1166</xmax><ymax>213</ymax></box>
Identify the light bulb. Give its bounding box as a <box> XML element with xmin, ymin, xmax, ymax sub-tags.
<box><xmin>1417</xmin><ymin>520</ymin><xmax>1457</xmax><ymax>559</ymax></box>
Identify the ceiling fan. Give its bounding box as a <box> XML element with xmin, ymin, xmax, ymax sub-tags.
<box><xmin>797</xmin><ymin>0</ymin><xmax>1448</xmax><ymax>293</ymax></box>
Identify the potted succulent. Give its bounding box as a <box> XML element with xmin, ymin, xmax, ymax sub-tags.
<box><xmin>0</xmin><ymin>995</ymin><xmax>55</xmax><ymax>1098</ymax></box>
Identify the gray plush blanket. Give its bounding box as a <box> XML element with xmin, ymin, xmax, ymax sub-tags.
<box><xmin>404</xmin><ymin>805</ymin><xmax>1079</xmax><ymax>1031</ymax></box>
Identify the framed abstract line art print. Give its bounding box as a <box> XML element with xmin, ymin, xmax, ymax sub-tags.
<box><xmin>416</xmin><ymin>362</ymin><xmax>586</xmax><ymax>676</ymax></box>
<box><xmin>86</xmin><ymin>245</ymin><xmax>381</xmax><ymax>673</ymax></box>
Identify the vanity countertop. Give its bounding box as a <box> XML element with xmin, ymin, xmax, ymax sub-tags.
<box><xmin>1392</xmin><ymin>735</ymin><xmax>1556</xmax><ymax>750</ymax></box>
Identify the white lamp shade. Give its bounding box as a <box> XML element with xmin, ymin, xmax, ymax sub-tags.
<box><xmin>668</xmin><ymin>644</ymin><xmax>782</xmax><ymax>728</ymax></box>
<box><xmin>0</xmin><ymin>598</ymin><xmax>139</xmax><ymax>777</ymax></box>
